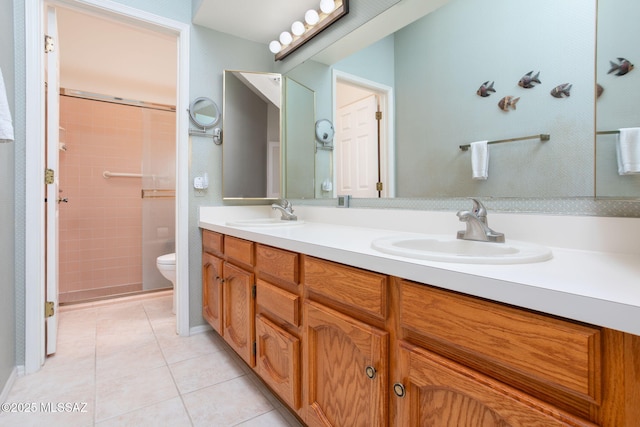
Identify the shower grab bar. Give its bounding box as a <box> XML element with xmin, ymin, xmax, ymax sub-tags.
<box><xmin>103</xmin><ymin>171</ymin><xmax>142</xmax><ymax>179</ymax></box>
<box><xmin>459</xmin><ymin>133</ymin><xmax>550</xmax><ymax>151</ymax></box>
<box><xmin>142</xmin><ymin>189</ymin><xmax>175</xmax><ymax>199</ymax></box>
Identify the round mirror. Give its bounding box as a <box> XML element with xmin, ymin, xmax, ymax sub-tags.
<box><xmin>189</xmin><ymin>97</ymin><xmax>220</xmax><ymax>129</ymax></box>
<box><xmin>315</xmin><ymin>119</ymin><xmax>334</xmax><ymax>145</ymax></box>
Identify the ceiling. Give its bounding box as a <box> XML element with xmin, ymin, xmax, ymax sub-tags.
<box><xmin>193</xmin><ymin>0</ymin><xmax>321</xmax><ymax>45</ymax></box>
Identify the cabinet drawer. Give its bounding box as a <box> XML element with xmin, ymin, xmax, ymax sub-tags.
<box><xmin>256</xmin><ymin>244</ymin><xmax>299</xmax><ymax>285</ymax></box>
<box><xmin>202</xmin><ymin>230</ymin><xmax>223</xmax><ymax>255</ymax></box>
<box><xmin>256</xmin><ymin>279</ymin><xmax>300</xmax><ymax>327</ymax></box>
<box><xmin>255</xmin><ymin>314</ymin><xmax>301</xmax><ymax>410</ymax></box>
<box><xmin>303</xmin><ymin>257</ymin><xmax>388</xmax><ymax>321</ymax></box>
<box><xmin>399</xmin><ymin>280</ymin><xmax>601</xmax><ymax>411</ymax></box>
<box><xmin>224</xmin><ymin>236</ymin><xmax>254</xmax><ymax>266</ymax></box>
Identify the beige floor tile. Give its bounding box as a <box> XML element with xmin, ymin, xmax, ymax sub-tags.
<box><xmin>182</xmin><ymin>376</ymin><xmax>274</xmax><ymax>427</ymax></box>
<box><xmin>236</xmin><ymin>409</ymin><xmax>298</xmax><ymax>427</ymax></box>
<box><xmin>96</xmin><ymin>330</ymin><xmax>157</xmax><ymax>356</ymax></box>
<box><xmin>95</xmin><ymin>396</ymin><xmax>190</xmax><ymax>427</ymax></box>
<box><xmin>0</xmin><ymin>381</ymin><xmax>95</xmax><ymax>427</ymax></box>
<box><xmin>95</xmin><ymin>365</ymin><xmax>179</xmax><ymax>422</ymax></box>
<box><xmin>169</xmin><ymin>350</ymin><xmax>245</xmax><ymax>394</ymax></box>
<box><xmin>96</xmin><ymin>340</ymin><xmax>166</xmax><ymax>382</ymax></box>
<box><xmin>8</xmin><ymin>353</ymin><xmax>95</xmax><ymax>402</ymax></box>
<box><xmin>157</xmin><ymin>330</ymin><xmax>225</xmax><ymax>364</ymax></box>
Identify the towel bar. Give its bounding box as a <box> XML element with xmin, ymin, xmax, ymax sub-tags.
<box><xmin>103</xmin><ymin>171</ymin><xmax>142</xmax><ymax>178</ymax></box>
<box><xmin>459</xmin><ymin>133</ymin><xmax>550</xmax><ymax>151</ymax></box>
<box><xmin>596</xmin><ymin>130</ymin><xmax>620</xmax><ymax>135</ymax></box>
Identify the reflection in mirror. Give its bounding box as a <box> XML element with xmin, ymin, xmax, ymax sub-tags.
<box><xmin>189</xmin><ymin>97</ymin><xmax>220</xmax><ymax>128</ymax></box>
<box><xmin>287</xmin><ymin>0</ymin><xmax>597</xmax><ymax>199</ymax></box>
<box><xmin>283</xmin><ymin>77</ymin><xmax>316</xmax><ymax>199</ymax></box>
<box><xmin>595</xmin><ymin>0</ymin><xmax>640</xmax><ymax>198</ymax></box>
<box><xmin>222</xmin><ymin>70</ymin><xmax>281</xmax><ymax>199</ymax></box>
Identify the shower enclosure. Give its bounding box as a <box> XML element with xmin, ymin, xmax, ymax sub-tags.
<box><xmin>58</xmin><ymin>89</ymin><xmax>176</xmax><ymax>303</ymax></box>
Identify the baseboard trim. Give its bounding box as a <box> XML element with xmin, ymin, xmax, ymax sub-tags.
<box><xmin>189</xmin><ymin>324</ymin><xmax>212</xmax><ymax>335</ymax></box>
<box><xmin>1</xmin><ymin>366</ymin><xmax>20</xmax><ymax>403</ymax></box>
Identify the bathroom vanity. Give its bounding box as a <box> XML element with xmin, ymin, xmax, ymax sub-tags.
<box><xmin>199</xmin><ymin>206</ymin><xmax>640</xmax><ymax>427</ymax></box>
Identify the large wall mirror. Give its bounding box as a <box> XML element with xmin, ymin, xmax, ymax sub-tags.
<box><xmin>595</xmin><ymin>0</ymin><xmax>640</xmax><ymax>198</ymax></box>
<box><xmin>222</xmin><ymin>70</ymin><xmax>316</xmax><ymax>199</ymax></box>
<box><xmin>222</xmin><ymin>70</ymin><xmax>282</xmax><ymax>199</ymax></box>
<box><xmin>283</xmin><ymin>0</ymin><xmax>640</xmax><ymax>201</ymax></box>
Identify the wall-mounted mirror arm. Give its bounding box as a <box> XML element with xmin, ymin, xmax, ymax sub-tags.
<box><xmin>188</xmin><ymin>97</ymin><xmax>222</xmax><ymax>144</ymax></box>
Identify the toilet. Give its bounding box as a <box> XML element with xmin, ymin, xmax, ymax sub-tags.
<box><xmin>156</xmin><ymin>253</ymin><xmax>176</xmax><ymax>314</ymax></box>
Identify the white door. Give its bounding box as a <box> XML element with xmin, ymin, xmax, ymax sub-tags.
<box><xmin>45</xmin><ymin>5</ymin><xmax>60</xmax><ymax>355</ymax></box>
<box><xmin>336</xmin><ymin>94</ymin><xmax>379</xmax><ymax>197</ymax></box>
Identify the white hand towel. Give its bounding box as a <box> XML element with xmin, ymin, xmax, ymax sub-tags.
<box><xmin>470</xmin><ymin>140</ymin><xmax>489</xmax><ymax>180</ymax></box>
<box><xmin>0</xmin><ymin>66</ymin><xmax>14</xmax><ymax>143</ymax></box>
<box><xmin>617</xmin><ymin>128</ymin><xmax>640</xmax><ymax>175</ymax></box>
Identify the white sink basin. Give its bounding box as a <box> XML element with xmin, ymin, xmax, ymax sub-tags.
<box><xmin>371</xmin><ymin>234</ymin><xmax>552</xmax><ymax>264</ymax></box>
<box><xmin>225</xmin><ymin>218</ymin><xmax>305</xmax><ymax>227</ymax></box>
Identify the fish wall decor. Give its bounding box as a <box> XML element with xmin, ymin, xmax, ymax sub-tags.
<box><xmin>518</xmin><ymin>71</ymin><xmax>541</xmax><ymax>88</ymax></box>
<box><xmin>476</xmin><ymin>81</ymin><xmax>496</xmax><ymax>97</ymax></box>
<box><xmin>608</xmin><ymin>58</ymin><xmax>634</xmax><ymax>76</ymax></box>
<box><xmin>498</xmin><ymin>96</ymin><xmax>520</xmax><ymax>111</ymax></box>
<box><xmin>550</xmin><ymin>83</ymin><xmax>572</xmax><ymax>98</ymax></box>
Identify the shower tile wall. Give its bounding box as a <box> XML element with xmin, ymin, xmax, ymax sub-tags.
<box><xmin>58</xmin><ymin>96</ymin><xmax>146</xmax><ymax>303</ymax></box>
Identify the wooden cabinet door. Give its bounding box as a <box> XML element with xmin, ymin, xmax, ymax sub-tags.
<box><xmin>202</xmin><ymin>252</ymin><xmax>223</xmax><ymax>335</ymax></box>
<box><xmin>223</xmin><ymin>262</ymin><xmax>255</xmax><ymax>366</ymax></box>
<box><xmin>255</xmin><ymin>314</ymin><xmax>301</xmax><ymax>409</ymax></box>
<box><xmin>305</xmin><ymin>300</ymin><xmax>388</xmax><ymax>427</ymax></box>
<box><xmin>394</xmin><ymin>341</ymin><xmax>597</xmax><ymax>427</ymax></box>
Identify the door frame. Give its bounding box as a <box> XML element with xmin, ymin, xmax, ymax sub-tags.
<box><xmin>24</xmin><ymin>0</ymin><xmax>190</xmax><ymax>373</ymax></box>
<box><xmin>332</xmin><ymin>70</ymin><xmax>395</xmax><ymax>198</ymax></box>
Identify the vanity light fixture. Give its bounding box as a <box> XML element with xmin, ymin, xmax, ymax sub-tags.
<box><xmin>268</xmin><ymin>0</ymin><xmax>349</xmax><ymax>61</ymax></box>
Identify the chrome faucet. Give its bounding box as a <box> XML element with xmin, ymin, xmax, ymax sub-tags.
<box><xmin>456</xmin><ymin>198</ymin><xmax>505</xmax><ymax>243</ymax></box>
<box><xmin>271</xmin><ymin>199</ymin><xmax>297</xmax><ymax>221</ymax></box>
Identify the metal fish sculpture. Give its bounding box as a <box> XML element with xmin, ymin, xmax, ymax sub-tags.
<box><xmin>476</xmin><ymin>81</ymin><xmax>496</xmax><ymax>97</ymax></box>
<box><xmin>550</xmin><ymin>83</ymin><xmax>572</xmax><ymax>98</ymax></box>
<box><xmin>608</xmin><ymin>58</ymin><xmax>634</xmax><ymax>76</ymax></box>
<box><xmin>518</xmin><ymin>70</ymin><xmax>541</xmax><ymax>88</ymax></box>
<box><xmin>596</xmin><ymin>83</ymin><xmax>604</xmax><ymax>99</ymax></box>
<box><xmin>498</xmin><ymin>96</ymin><xmax>520</xmax><ymax>111</ymax></box>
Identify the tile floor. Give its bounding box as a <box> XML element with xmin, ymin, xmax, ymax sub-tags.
<box><xmin>0</xmin><ymin>291</ymin><xmax>303</xmax><ymax>427</ymax></box>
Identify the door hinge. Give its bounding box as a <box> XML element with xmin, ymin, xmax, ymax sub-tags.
<box><xmin>253</xmin><ymin>341</ymin><xmax>257</xmax><ymax>356</ymax></box>
<box><xmin>44</xmin><ymin>35</ymin><xmax>55</xmax><ymax>53</ymax></box>
<box><xmin>45</xmin><ymin>301</ymin><xmax>55</xmax><ymax>318</ymax></box>
<box><xmin>45</xmin><ymin>168</ymin><xmax>55</xmax><ymax>185</ymax></box>
<box><xmin>375</xmin><ymin>111</ymin><xmax>382</xmax><ymax>120</ymax></box>
<box><xmin>376</xmin><ymin>182</ymin><xmax>383</xmax><ymax>191</ymax></box>
<box><xmin>252</xmin><ymin>284</ymin><xmax>257</xmax><ymax>299</ymax></box>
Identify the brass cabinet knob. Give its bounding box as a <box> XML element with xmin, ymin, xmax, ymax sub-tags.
<box><xmin>365</xmin><ymin>366</ymin><xmax>377</xmax><ymax>379</ymax></box>
<box><xmin>393</xmin><ymin>383</ymin><xmax>406</xmax><ymax>398</ymax></box>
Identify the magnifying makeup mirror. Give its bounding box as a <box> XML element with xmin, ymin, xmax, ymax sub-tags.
<box><xmin>188</xmin><ymin>97</ymin><xmax>222</xmax><ymax>144</ymax></box>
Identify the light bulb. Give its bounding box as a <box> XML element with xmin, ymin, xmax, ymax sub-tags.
<box><xmin>305</xmin><ymin>9</ymin><xmax>319</xmax><ymax>26</ymax></box>
<box><xmin>279</xmin><ymin>31</ymin><xmax>293</xmax><ymax>46</ymax></box>
<box><xmin>291</xmin><ymin>21</ymin><xmax>305</xmax><ymax>36</ymax></box>
<box><xmin>269</xmin><ymin>40</ymin><xmax>282</xmax><ymax>54</ymax></box>
<box><xmin>320</xmin><ymin>0</ymin><xmax>335</xmax><ymax>14</ymax></box>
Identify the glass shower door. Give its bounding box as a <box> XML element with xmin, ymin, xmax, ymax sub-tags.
<box><xmin>141</xmin><ymin>108</ymin><xmax>176</xmax><ymax>291</ymax></box>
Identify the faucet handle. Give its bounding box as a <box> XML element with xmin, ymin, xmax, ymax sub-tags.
<box><xmin>469</xmin><ymin>198</ymin><xmax>487</xmax><ymax>217</ymax></box>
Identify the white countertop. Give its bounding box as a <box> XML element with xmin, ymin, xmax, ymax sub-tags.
<box><xmin>199</xmin><ymin>206</ymin><xmax>640</xmax><ymax>336</ymax></box>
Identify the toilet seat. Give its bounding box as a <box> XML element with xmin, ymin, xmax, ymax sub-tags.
<box><xmin>157</xmin><ymin>253</ymin><xmax>175</xmax><ymax>266</ymax></box>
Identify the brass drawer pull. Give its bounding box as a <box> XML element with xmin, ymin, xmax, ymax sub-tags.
<box><xmin>393</xmin><ymin>383</ymin><xmax>406</xmax><ymax>398</ymax></box>
<box><xmin>365</xmin><ymin>366</ymin><xmax>377</xmax><ymax>379</ymax></box>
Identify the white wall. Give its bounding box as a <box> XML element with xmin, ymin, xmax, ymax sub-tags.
<box><xmin>0</xmin><ymin>0</ymin><xmax>16</xmax><ymax>395</ymax></box>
